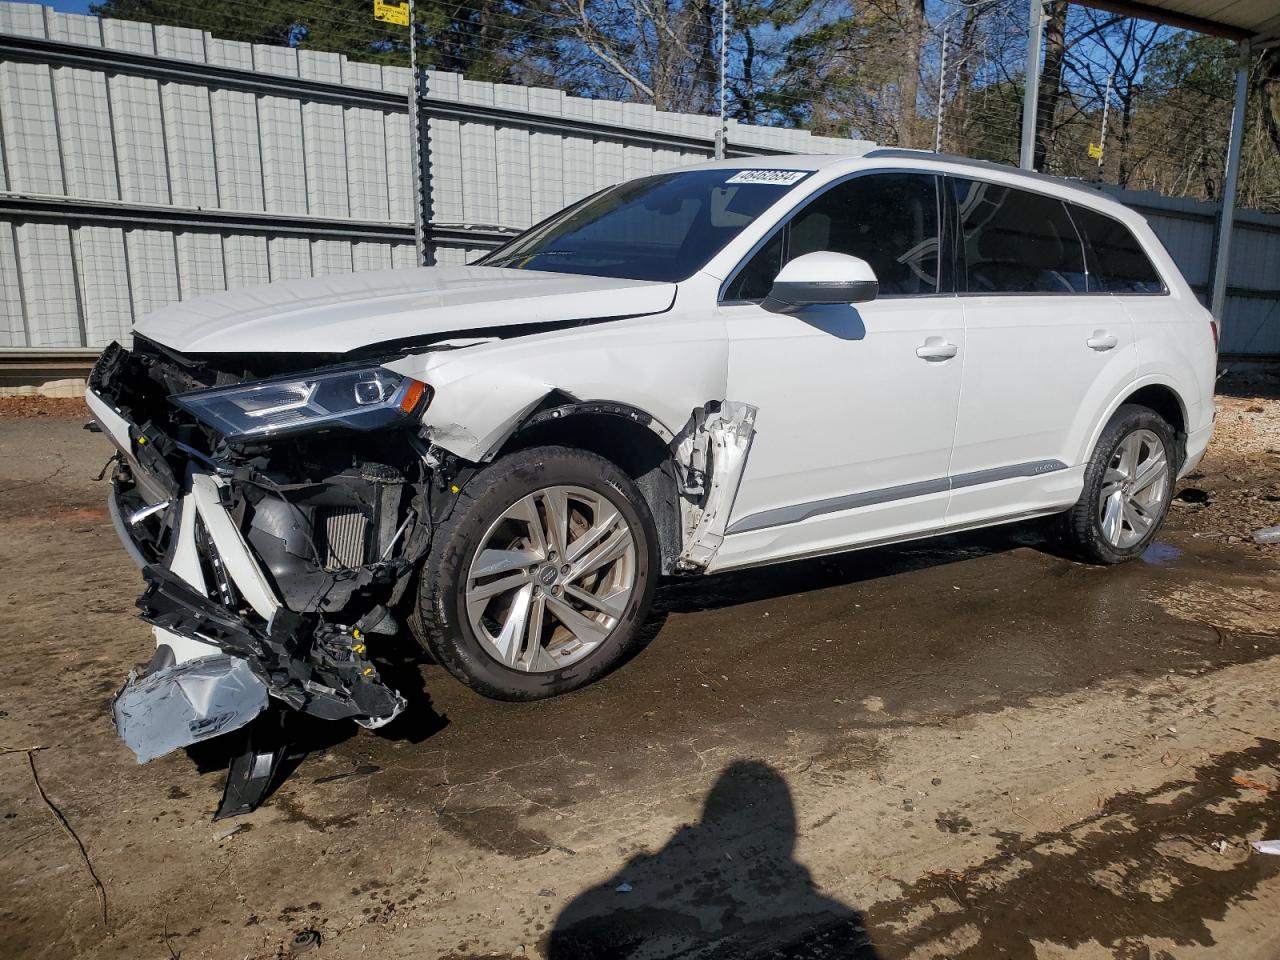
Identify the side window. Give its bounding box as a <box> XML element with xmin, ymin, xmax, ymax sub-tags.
<box><xmin>724</xmin><ymin>229</ymin><xmax>784</xmax><ymax>302</ymax></box>
<box><xmin>1068</xmin><ymin>205</ymin><xmax>1167</xmax><ymax>294</ymax></box>
<box><xmin>951</xmin><ymin>179</ymin><xmax>1087</xmax><ymax>294</ymax></box>
<box><xmin>723</xmin><ymin>173</ymin><xmax>940</xmax><ymax>301</ymax></box>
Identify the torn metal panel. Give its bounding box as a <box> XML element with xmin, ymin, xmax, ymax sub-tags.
<box><xmin>675</xmin><ymin>402</ymin><xmax>758</xmax><ymax>571</ymax></box>
<box><xmin>113</xmin><ymin>653</ymin><xmax>268</xmax><ymax>763</ymax></box>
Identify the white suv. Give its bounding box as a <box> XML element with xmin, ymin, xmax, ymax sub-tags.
<box><xmin>89</xmin><ymin>150</ymin><xmax>1216</xmax><ymax>756</ymax></box>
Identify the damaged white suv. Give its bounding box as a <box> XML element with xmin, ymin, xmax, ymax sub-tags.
<box><xmin>90</xmin><ymin>150</ymin><xmax>1216</xmax><ymax>759</ymax></box>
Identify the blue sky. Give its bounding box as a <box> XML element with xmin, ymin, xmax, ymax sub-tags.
<box><xmin>40</xmin><ymin>0</ymin><xmax>94</xmax><ymax>12</ymax></box>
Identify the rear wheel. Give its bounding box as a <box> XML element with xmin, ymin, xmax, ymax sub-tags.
<box><xmin>412</xmin><ymin>445</ymin><xmax>659</xmax><ymax>700</ymax></box>
<box><xmin>1057</xmin><ymin>404</ymin><xmax>1177</xmax><ymax>564</ymax></box>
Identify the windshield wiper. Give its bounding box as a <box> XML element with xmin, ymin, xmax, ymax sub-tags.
<box><xmin>487</xmin><ymin>250</ymin><xmax>580</xmax><ymax>267</ymax></box>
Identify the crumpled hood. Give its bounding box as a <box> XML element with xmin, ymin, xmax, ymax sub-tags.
<box><xmin>134</xmin><ymin>265</ymin><xmax>677</xmax><ymax>354</ymax></box>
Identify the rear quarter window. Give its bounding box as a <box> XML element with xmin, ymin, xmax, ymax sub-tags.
<box><xmin>1068</xmin><ymin>205</ymin><xmax>1167</xmax><ymax>294</ymax></box>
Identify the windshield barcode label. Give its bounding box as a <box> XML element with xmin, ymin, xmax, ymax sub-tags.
<box><xmin>725</xmin><ymin>170</ymin><xmax>809</xmax><ymax>185</ymax></box>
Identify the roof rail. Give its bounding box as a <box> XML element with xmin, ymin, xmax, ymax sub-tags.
<box><xmin>862</xmin><ymin>148</ymin><xmax>1103</xmax><ymax>191</ymax></box>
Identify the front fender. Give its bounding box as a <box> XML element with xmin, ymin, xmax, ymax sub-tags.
<box><xmin>385</xmin><ymin>313</ymin><xmax>728</xmax><ymax>463</ymax></box>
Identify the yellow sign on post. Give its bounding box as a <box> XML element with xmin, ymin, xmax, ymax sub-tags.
<box><xmin>374</xmin><ymin>0</ymin><xmax>410</xmax><ymax>26</ymax></box>
<box><xmin>1088</xmin><ymin>142</ymin><xmax>1104</xmax><ymax>161</ymax></box>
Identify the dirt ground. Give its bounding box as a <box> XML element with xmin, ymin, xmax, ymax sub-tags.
<box><xmin>1</xmin><ymin>374</ymin><xmax>1279</xmax><ymax>960</ymax></box>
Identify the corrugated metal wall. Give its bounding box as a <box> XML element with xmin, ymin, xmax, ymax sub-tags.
<box><xmin>0</xmin><ymin>1</ymin><xmax>871</xmax><ymax>350</ymax></box>
<box><xmin>0</xmin><ymin>1</ymin><xmax>1276</xmax><ymax>355</ymax></box>
<box><xmin>0</xmin><ymin>1</ymin><xmax>419</xmax><ymax>349</ymax></box>
<box><xmin>1098</xmin><ymin>186</ymin><xmax>1280</xmax><ymax>356</ymax></box>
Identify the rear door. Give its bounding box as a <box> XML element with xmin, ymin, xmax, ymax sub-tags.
<box><xmin>945</xmin><ymin>177</ymin><xmax>1136</xmax><ymax>527</ymax></box>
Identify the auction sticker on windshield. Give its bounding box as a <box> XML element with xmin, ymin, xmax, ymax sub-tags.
<box><xmin>725</xmin><ymin>170</ymin><xmax>809</xmax><ymax>185</ymax></box>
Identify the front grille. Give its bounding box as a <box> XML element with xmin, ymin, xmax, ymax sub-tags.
<box><xmin>320</xmin><ymin>508</ymin><xmax>368</xmax><ymax>570</ymax></box>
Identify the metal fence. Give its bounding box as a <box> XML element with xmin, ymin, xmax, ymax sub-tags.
<box><xmin>0</xmin><ymin>1</ymin><xmax>870</xmax><ymax>354</ymax></box>
<box><xmin>0</xmin><ymin>1</ymin><xmax>1276</xmax><ymax>359</ymax></box>
<box><xmin>1097</xmin><ymin>186</ymin><xmax>1280</xmax><ymax>357</ymax></box>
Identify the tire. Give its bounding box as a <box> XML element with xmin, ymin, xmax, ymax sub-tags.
<box><xmin>1056</xmin><ymin>403</ymin><xmax>1178</xmax><ymax>564</ymax></box>
<box><xmin>411</xmin><ymin>445</ymin><xmax>659</xmax><ymax>701</ymax></box>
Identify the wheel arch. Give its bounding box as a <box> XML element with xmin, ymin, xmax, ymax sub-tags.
<box><xmin>496</xmin><ymin>401</ymin><xmax>685</xmax><ymax>574</ymax></box>
<box><xmin>1083</xmin><ymin>377</ymin><xmax>1190</xmax><ymax>471</ymax></box>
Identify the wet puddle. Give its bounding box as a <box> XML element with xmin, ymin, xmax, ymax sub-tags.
<box><xmin>1141</xmin><ymin>541</ymin><xmax>1183</xmax><ymax>566</ymax></box>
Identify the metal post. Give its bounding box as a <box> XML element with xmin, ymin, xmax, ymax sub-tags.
<box><xmin>716</xmin><ymin>0</ymin><xmax>728</xmax><ymax>159</ymax></box>
<box><xmin>1096</xmin><ymin>72</ymin><xmax>1112</xmax><ymax>173</ymax></box>
<box><xmin>406</xmin><ymin>0</ymin><xmax>428</xmax><ymax>266</ymax></box>
<box><xmin>935</xmin><ymin>22</ymin><xmax>949</xmax><ymax>153</ymax></box>
<box><xmin>1210</xmin><ymin>41</ymin><xmax>1250</xmax><ymax>326</ymax></box>
<box><xmin>1019</xmin><ymin>0</ymin><xmax>1044</xmax><ymax>170</ymax></box>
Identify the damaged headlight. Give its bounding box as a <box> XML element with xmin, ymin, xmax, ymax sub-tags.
<box><xmin>173</xmin><ymin>365</ymin><xmax>429</xmax><ymax>439</ymax></box>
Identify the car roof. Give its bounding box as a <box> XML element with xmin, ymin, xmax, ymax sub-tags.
<box><xmin>684</xmin><ymin>148</ymin><xmax>1133</xmax><ymax>219</ymax></box>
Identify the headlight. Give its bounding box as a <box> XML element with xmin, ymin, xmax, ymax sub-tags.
<box><xmin>173</xmin><ymin>365</ymin><xmax>429</xmax><ymax>439</ymax></box>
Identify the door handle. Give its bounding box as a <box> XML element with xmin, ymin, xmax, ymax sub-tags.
<box><xmin>916</xmin><ymin>339</ymin><xmax>958</xmax><ymax>361</ymax></box>
<box><xmin>1087</xmin><ymin>331</ymin><xmax>1118</xmax><ymax>351</ymax></box>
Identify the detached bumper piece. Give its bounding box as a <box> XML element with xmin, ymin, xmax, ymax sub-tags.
<box><xmin>135</xmin><ymin>566</ymin><xmax>407</xmax><ymax>731</ymax></box>
<box><xmin>113</xmin><ymin>652</ymin><xmax>268</xmax><ymax>764</ymax></box>
<box><xmin>216</xmin><ymin>709</ymin><xmax>290</xmax><ymax>820</ymax></box>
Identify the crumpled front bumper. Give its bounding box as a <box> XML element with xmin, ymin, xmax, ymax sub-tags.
<box><xmin>87</xmin><ymin>387</ymin><xmax>407</xmax><ymax>763</ymax></box>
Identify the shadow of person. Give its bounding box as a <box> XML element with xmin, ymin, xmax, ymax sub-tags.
<box><xmin>546</xmin><ymin>760</ymin><xmax>882</xmax><ymax>959</ymax></box>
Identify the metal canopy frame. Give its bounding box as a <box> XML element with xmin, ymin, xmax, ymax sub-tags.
<box><xmin>1019</xmin><ymin>1</ymin><xmax>1280</xmax><ymax>331</ymax></box>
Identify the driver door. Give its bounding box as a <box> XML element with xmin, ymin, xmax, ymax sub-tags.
<box><xmin>711</xmin><ymin>172</ymin><xmax>965</xmax><ymax>571</ymax></box>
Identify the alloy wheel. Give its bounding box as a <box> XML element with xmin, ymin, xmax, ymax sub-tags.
<box><xmin>1097</xmin><ymin>428</ymin><xmax>1170</xmax><ymax>550</ymax></box>
<box><xmin>464</xmin><ymin>484</ymin><xmax>637</xmax><ymax>672</ymax></box>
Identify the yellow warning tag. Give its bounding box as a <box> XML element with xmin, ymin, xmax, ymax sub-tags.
<box><xmin>1088</xmin><ymin>142</ymin><xmax>1103</xmax><ymax>160</ymax></box>
<box><xmin>374</xmin><ymin>0</ymin><xmax>410</xmax><ymax>25</ymax></box>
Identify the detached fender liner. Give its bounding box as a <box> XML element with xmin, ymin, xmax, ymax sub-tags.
<box><xmin>135</xmin><ymin>566</ymin><xmax>406</xmax><ymax>733</ymax></box>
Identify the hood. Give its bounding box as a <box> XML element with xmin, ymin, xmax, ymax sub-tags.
<box><xmin>134</xmin><ymin>266</ymin><xmax>677</xmax><ymax>354</ymax></box>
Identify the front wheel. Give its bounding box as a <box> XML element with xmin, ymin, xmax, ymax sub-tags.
<box><xmin>1057</xmin><ymin>403</ymin><xmax>1177</xmax><ymax>564</ymax></box>
<box><xmin>411</xmin><ymin>445</ymin><xmax>659</xmax><ymax>700</ymax></box>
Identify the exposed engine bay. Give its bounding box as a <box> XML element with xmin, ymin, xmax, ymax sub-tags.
<box><xmin>92</xmin><ymin>338</ymin><xmax>442</xmax><ymax>743</ymax></box>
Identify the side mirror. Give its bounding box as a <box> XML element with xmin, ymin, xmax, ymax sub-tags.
<box><xmin>766</xmin><ymin>251</ymin><xmax>879</xmax><ymax>311</ymax></box>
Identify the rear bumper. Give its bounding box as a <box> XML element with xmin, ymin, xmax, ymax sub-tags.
<box><xmin>1180</xmin><ymin>420</ymin><xmax>1214</xmax><ymax>478</ymax></box>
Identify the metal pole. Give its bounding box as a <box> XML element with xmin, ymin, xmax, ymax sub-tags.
<box><xmin>1019</xmin><ymin>0</ymin><xmax>1044</xmax><ymax>170</ymax></box>
<box><xmin>1210</xmin><ymin>41</ymin><xmax>1250</xmax><ymax>326</ymax></box>
<box><xmin>935</xmin><ymin>22</ymin><xmax>949</xmax><ymax>153</ymax></box>
<box><xmin>716</xmin><ymin>0</ymin><xmax>728</xmax><ymax>159</ymax></box>
<box><xmin>406</xmin><ymin>0</ymin><xmax>428</xmax><ymax>266</ymax></box>
<box><xmin>1097</xmin><ymin>72</ymin><xmax>1112</xmax><ymax>173</ymax></box>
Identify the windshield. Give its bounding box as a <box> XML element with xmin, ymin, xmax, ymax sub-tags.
<box><xmin>479</xmin><ymin>168</ymin><xmax>813</xmax><ymax>283</ymax></box>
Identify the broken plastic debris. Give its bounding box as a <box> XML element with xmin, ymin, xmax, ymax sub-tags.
<box><xmin>112</xmin><ymin>654</ymin><xmax>268</xmax><ymax>763</ymax></box>
<box><xmin>615</xmin><ymin>883</ymin><xmax>633</xmax><ymax>893</ymax></box>
<box><xmin>1251</xmin><ymin>840</ymin><xmax>1280</xmax><ymax>855</ymax></box>
<box><xmin>1252</xmin><ymin>525</ymin><xmax>1280</xmax><ymax>544</ymax></box>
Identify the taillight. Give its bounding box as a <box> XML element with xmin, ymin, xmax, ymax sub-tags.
<box><xmin>1209</xmin><ymin>319</ymin><xmax>1220</xmax><ymax>351</ymax></box>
